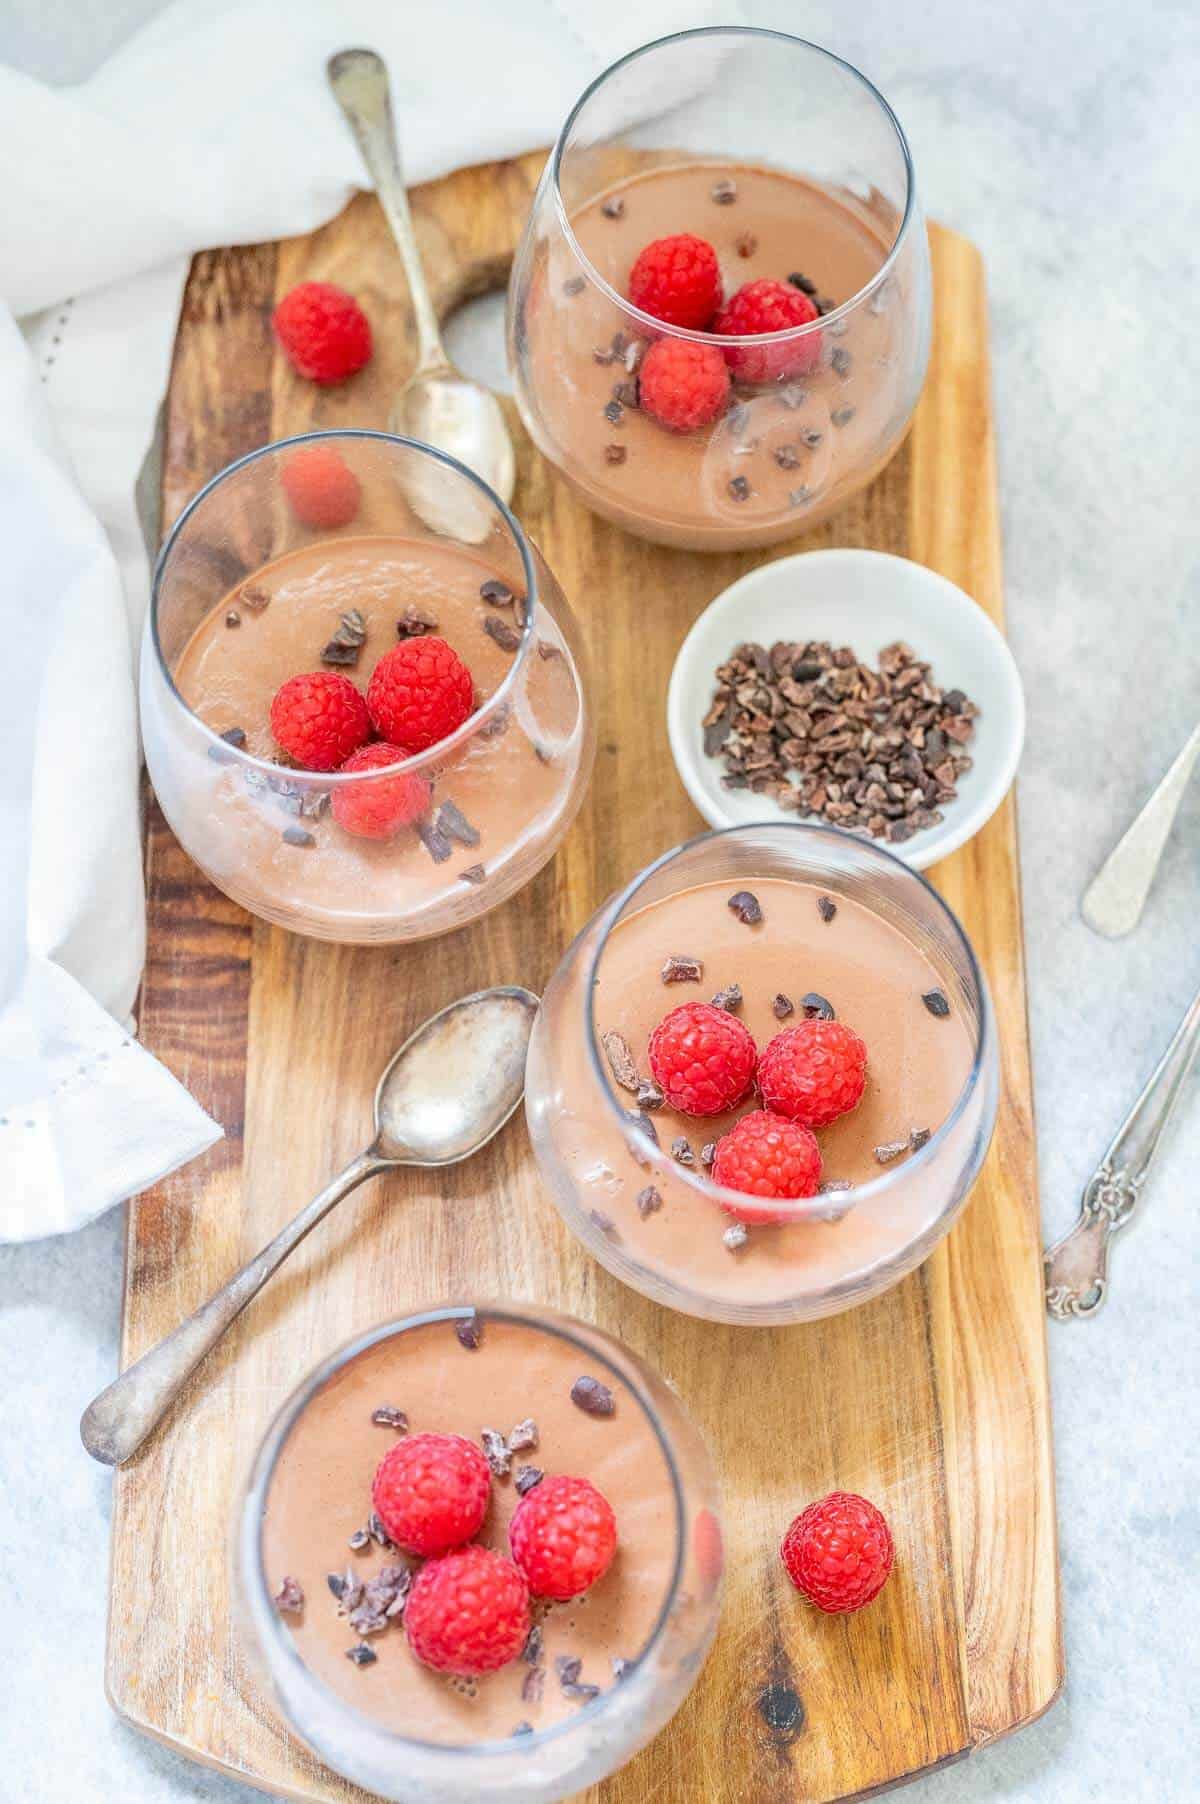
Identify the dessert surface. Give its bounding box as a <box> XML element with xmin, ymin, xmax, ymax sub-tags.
<box><xmin>524</xmin><ymin>161</ymin><xmax>906</xmax><ymax>547</ymax></box>
<box><xmin>586</xmin><ymin>877</ymin><xmax>973</xmax><ymax>1280</ymax></box>
<box><xmin>171</xmin><ymin>533</ymin><xmax>577</xmax><ymax>918</ymax></box>
<box><xmin>262</xmin><ymin>1315</ymin><xmax>676</xmax><ymax>1743</ymax></box>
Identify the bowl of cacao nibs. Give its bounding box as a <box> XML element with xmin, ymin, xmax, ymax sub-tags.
<box><xmin>666</xmin><ymin>549</ymin><xmax>1024</xmax><ymax>870</ymax></box>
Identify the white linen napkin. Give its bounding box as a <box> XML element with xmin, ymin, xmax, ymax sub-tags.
<box><xmin>0</xmin><ymin>306</ymin><xmax>222</xmax><ymax>1240</ymax></box>
<box><xmin>0</xmin><ymin>0</ymin><xmax>730</xmax><ymax>1242</ymax></box>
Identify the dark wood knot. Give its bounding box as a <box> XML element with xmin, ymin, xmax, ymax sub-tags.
<box><xmin>757</xmin><ymin>1682</ymin><xmax>805</xmax><ymax>1743</ymax></box>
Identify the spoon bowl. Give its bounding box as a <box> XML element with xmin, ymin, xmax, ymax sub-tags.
<box><xmin>390</xmin><ymin>375</ymin><xmax>515</xmax><ymax>531</ymax></box>
<box><xmin>374</xmin><ymin>985</ymin><xmax>538</xmax><ymax>1162</ymax></box>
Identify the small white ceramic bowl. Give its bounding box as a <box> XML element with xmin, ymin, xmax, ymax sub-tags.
<box><xmin>666</xmin><ymin>549</ymin><xmax>1024</xmax><ymax>871</ymax></box>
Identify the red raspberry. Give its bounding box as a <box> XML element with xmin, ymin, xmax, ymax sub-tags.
<box><xmin>405</xmin><ymin>1545</ymin><xmax>531</xmax><ymax>1676</ymax></box>
<box><xmin>757</xmin><ymin>1019</ymin><xmax>868</xmax><ymax>1128</ymax></box>
<box><xmin>780</xmin><ymin>1492</ymin><xmax>894</xmax><ymax>1613</ymax></box>
<box><xmin>331</xmin><ymin>742</ymin><xmax>430</xmax><ymax>840</ymax></box>
<box><xmin>371</xmin><ymin>1432</ymin><xmax>491</xmax><ymax>1557</ymax></box>
<box><xmin>711</xmin><ymin>1110</ymin><xmax>822</xmax><ymax>1222</ymax></box>
<box><xmin>280</xmin><ymin>444</ymin><xmax>361</xmax><ymax>529</ymax></box>
<box><xmin>714</xmin><ymin>278</ymin><xmax>821</xmax><ymax>384</ymax></box>
<box><xmin>509</xmin><ymin>1475</ymin><xmax>617</xmax><ymax>1601</ymax></box>
<box><xmin>639</xmin><ymin>338</ymin><xmax>730</xmax><ymax>433</ymax></box>
<box><xmin>628</xmin><ymin>233</ymin><xmax>722</xmax><ymax>329</ymax></box>
<box><xmin>647</xmin><ymin>1001</ymin><xmax>757</xmax><ymax>1118</ymax></box>
<box><xmin>268</xmin><ymin>671</ymin><xmax>370</xmax><ymax>771</ymax></box>
<box><xmin>272</xmin><ymin>282</ymin><xmax>372</xmax><ymax>384</ymax></box>
<box><xmin>366</xmin><ymin>637</ymin><xmax>474</xmax><ymax>753</ymax></box>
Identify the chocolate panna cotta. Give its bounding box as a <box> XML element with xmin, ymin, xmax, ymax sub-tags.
<box><xmin>586</xmin><ymin>876</ymin><xmax>973</xmax><ymax>1295</ymax></box>
<box><xmin>262</xmin><ymin>1314</ymin><xmax>677</xmax><ymax>1743</ymax></box>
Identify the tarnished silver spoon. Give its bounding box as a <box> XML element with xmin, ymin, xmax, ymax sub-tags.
<box><xmin>1082</xmin><ymin>717</ymin><xmax>1200</xmax><ymax>937</ymax></box>
<box><xmin>1045</xmin><ymin>982</ymin><xmax>1200</xmax><ymax>1319</ymax></box>
<box><xmin>80</xmin><ymin>987</ymin><xmax>538</xmax><ymax>1466</ymax></box>
<box><xmin>327</xmin><ymin>46</ymin><xmax>515</xmax><ymax>535</ymax></box>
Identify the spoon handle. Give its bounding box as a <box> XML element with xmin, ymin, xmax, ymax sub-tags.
<box><xmin>328</xmin><ymin>48</ymin><xmax>448</xmax><ymax>378</ymax></box>
<box><xmin>1082</xmin><ymin>718</ymin><xmax>1200</xmax><ymax>937</ymax></box>
<box><xmin>80</xmin><ymin>1150</ymin><xmax>382</xmax><ymax>1465</ymax></box>
<box><xmin>1045</xmin><ymin>984</ymin><xmax>1200</xmax><ymax>1318</ymax></box>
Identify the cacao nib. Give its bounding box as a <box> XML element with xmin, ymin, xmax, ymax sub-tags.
<box><xmin>370</xmin><ymin>1405</ymin><xmax>408</xmax><ymax>1431</ymax></box>
<box><xmin>570</xmin><ymin>1375</ymin><xmax>615</xmax><ymax>1417</ymax></box>
<box><xmin>661</xmin><ymin>954</ymin><xmax>703</xmax><ymax>984</ymax></box>
<box><xmin>727</xmin><ymin>890</ymin><xmax>763</xmax><ymax>924</ymax></box>
<box><xmin>455</xmin><ymin>1312</ymin><xmax>482</xmax><ymax>1350</ymax></box>
<box><xmin>274</xmin><ymin>1576</ymin><xmax>304</xmax><ymax>1615</ymax></box>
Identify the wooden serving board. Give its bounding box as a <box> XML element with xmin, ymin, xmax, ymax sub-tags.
<box><xmin>108</xmin><ymin>152</ymin><xmax>1062</xmax><ymax>1802</ymax></box>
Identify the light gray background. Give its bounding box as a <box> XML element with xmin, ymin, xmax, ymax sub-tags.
<box><xmin>2</xmin><ymin>1</ymin><xmax>1198</xmax><ymax>1799</ymax></box>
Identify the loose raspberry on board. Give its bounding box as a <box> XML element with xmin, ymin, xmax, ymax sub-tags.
<box><xmin>780</xmin><ymin>1491</ymin><xmax>894</xmax><ymax>1613</ymax></box>
<box><xmin>280</xmin><ymin>444</ymin><xmax>362</xmax><ymax>530</ymax></box>
<box><xmin>272</xmin><ymin>281</ymin><xmax>372</xmax><ymax>384</ymax></box>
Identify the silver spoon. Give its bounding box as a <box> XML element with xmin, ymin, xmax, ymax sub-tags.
<box><xmin>327</xmin><ymin>46</ymin><xmax>515</xmax><ymax>533</ymax></box>
<box><xmin>1045</xmin><ymin>982</ymin><xmax>1200</xmax><ymax>1318</ymax></box>
<box><xmin>80</xmin><ymin>987</ymin><xmax>538</xmax><ymax>1466</ymax></box>
<box><xmin>1082</xmin><ymin>717</ymin><xmax>1200</xmax><ymax>937</ymax></box>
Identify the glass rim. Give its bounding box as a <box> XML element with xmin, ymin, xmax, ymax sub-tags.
<box><xmin>149</xmin><ymin>429</ymin><xmax>540</xmax><ymax>786</ymax></box>
<box><xmin>237</xmin><ymin>1300</ymin><xmax>693</xmax><ymax>1761</ymax></box>
<box><xmin>549</xmin><ymin>25</ymin><xmax>917</xmax><ymax>349</ymax></box>
<box><xmin>582</xmin><ymin>821</ymin><xmax>992</xmax><ymax>1223</ymax></box>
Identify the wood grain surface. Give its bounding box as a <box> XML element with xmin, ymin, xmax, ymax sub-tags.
<box><xmin>107</xmin><ymin>152</ymin><xmax>1062</xmax><ymax>1802</ymax></box>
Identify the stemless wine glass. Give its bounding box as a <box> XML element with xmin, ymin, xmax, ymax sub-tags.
<box><xmin>142</xmin><ymin>432</ymin><xmax>592</xmax><ymax>942</ymax></box>
<box><xmin>235</xmin><ymin>1302</ymin><xmax>722</xmax><ymax>1804</ymax></box>
<box><xmin>525</xmin><ymin>825</ymin><xmax>998</xmax><ymax>1326</ymax></box>
<box><xmin>508</xmin><ymin>27</ymin><xmax>931</xmax><ymax>552</ymax></box>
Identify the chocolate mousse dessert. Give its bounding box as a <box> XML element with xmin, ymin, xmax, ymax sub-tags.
<box><xmin>515</xmin><ymin>162</ymin><xmax>926</xmax><ymax>550</ymax></box>
<box><xmin>259</xmin><ymin>1311</ymin><xmax>686</xmax><ymax>1744</ymax></box>
<box><xmin>536</xmin><ymin>875</ymin><xmax>976</xmax><ymax>1310</ymax></box>
<box><xmin>163</xmin><ymin>511</ymin><xmax>584</xmax><ymax>939</ymax></box>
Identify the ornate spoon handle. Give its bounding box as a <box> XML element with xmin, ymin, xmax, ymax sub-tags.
<box><xmin>1045</xmin><ymin>985</ymin><xmax>1200</xmax><ymax>1318</ymax></box>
